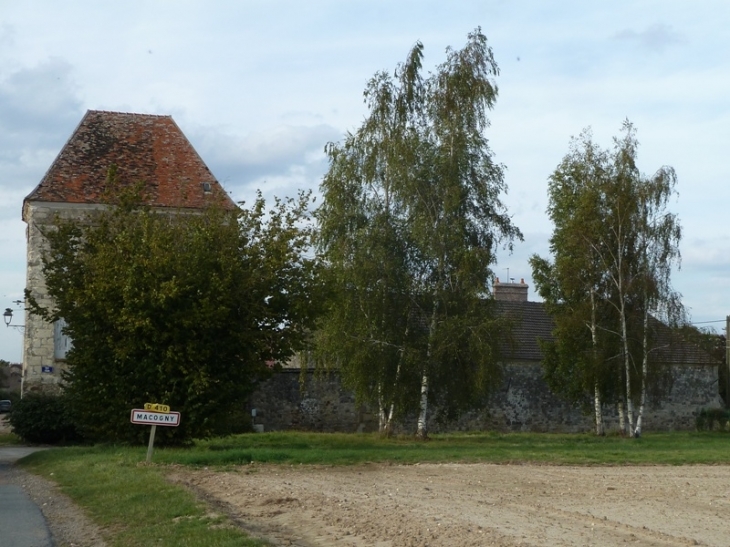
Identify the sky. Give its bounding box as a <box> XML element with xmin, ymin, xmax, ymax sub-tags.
<box><xmin>2</xmin><ymin>1</ymin><xmax>730</xmax><ymax>362</ymax></box>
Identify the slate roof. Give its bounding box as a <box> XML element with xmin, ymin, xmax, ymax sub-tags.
<box><xmin>497</xmin><ymin>300</ymin><xmax>717</xmax><ymax>366</ymax></box>
<box><xmin>496</xmin><ymin>300</ymin><xmax>555</xmax><ymax>361</ymax></box>
<box><xmin>24</xmin><ymin>110</ymin><xmax>234</xmax><ymax>212</ymax></box>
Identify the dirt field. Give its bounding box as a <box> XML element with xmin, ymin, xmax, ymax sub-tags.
<box><xmin>170</xmin><ymin>462</ymin><xmax>730</xmax><ymax>547</ymax></box>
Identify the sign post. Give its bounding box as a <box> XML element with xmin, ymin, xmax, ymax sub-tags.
<box><xmin>147</xmin><ymin>424</ymin><xmax>157</xmax><ymax>463</ymax></box>
<box><xmin>130</xmin><ymin>403</ymin><xmax>181</xmax><ymax>463</ymax></box>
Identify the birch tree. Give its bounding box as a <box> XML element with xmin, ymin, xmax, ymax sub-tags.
<box><xmin>531</xmin><ymin>130</ymin><xmax>617</xmax><ymax>435</ymax></box>
<box><xmin>602</xmin><ymin>123</ymin><xmax>683</xmax><ymax>436</ymax></box>
<box><xmin>533</xmin><ymin>122</ymin><xmax>683</xmax><ymax>436</ymax></box>
<box><xmin>631</xmin><ymin>147</ymin><xmax>683</xmax><ymax>437</ymax></box>
<box><xmin>315</xmin><ymin>28</ymin><xmax>521</xmax><ymax>437</ymax></box>
<box><xmin>314</xmin><ymin>43</ymin><xmax>424</xmax><ymax>433</ymax></box>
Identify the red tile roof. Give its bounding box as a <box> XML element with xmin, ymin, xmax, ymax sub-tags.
<box><xmin>24</xmin><ymin>110</ymin><xmax>235</xmax><ymax>211</ymax></box>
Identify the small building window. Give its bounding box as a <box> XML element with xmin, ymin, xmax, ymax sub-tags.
<box><xmin>54</xmin><ymin>318</ymin><xmax>73</xmax><ymax>360</ymax></box>
<box><xmin>202</xmin><ymin>182</ymin><xmax>212</xmax><ymax>193</ymax></box>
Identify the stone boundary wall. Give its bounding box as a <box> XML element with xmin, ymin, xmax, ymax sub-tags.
<box><xmin>249</xmin><ymin>362</ymin><xmax>723</xmax><ymax>434</ymax></box>
<box><xmin>249</xmin><ymin>371</ymin><xmax>376</xmax><ymax>432</ymax></box>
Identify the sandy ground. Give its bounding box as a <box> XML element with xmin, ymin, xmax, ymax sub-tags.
<box><xmin>4</xmin><ymin>411</ymin><xmax>730</xmax><ymax>547</ymax></box>
<box><xmin>170</xmin><ymin>462</ymin><xmax>730</xmax><ymax>547</ymax></box>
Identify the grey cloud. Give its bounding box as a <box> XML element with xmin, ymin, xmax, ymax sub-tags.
<box><xmin>190</xmin><ymin>123</ymin><xmax>342</xmax><ymax>198</ymax></box>
<box><xmin>0</xmin><ymin>57</ymin><xmax>83</xmax><ymax>139</ymax></box>
<box><xmin>613</xmin><ymin>23</ymin><xmax>685</xmax><ymax>52</ymax></box>
<box><xmin>0</xmin><ymin>58</ymin><xmax>84</xmax><ymax>224</ymax></box>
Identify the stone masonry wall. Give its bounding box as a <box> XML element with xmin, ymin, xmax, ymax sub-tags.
<box><xmin>22</xmin><ymin>201</ymin><xmax>105</xmax><ymax>394</ymax></box>
<box><xmin>250</xmin><ymin>362</ymin><xmax>723</xmax><ymax>434</ymax></box>
<box><xmin>249</xmin><ymin>371</ymin><xmax>377</xmax><ymax>432</ymax></box>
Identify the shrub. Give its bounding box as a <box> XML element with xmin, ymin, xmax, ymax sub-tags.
<box><xmin>695</xmin><ymin>407</ymin><xmax>730</xmax><ymax>432</ymax></box>
<box><xmin>8</xmin><ymin>392</ymin><xmax>81</xmax><ymax>444</ymax></box>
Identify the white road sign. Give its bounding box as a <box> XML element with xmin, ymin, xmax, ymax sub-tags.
<box><xmin>130</xmin><ymin>409</ymin><xmax>181</xmax><ymax>427</ymax></box>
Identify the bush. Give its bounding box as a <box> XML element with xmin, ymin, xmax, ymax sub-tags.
<box><xmin>695</xmin><ymin>407</ymin><xmax>730</xmax><ymax>432</ymax></box>
<box><xmin>8</xmin><ymin>392</ymin><xmax>81</xmax><ymax>444</ymax></box>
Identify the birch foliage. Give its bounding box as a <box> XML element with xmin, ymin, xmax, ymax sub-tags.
<box><xmin>315</xmin><ymin>28</ymin><xmax>522</xmax><ymax>437</ymax></box>
<box><xmin>531</xmin><ymin>122</ymin><xmax>683</xmax><ymax>436</ymax></box>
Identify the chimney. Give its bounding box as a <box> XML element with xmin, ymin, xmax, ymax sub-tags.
<box><xmin>493</xmin><ymin>277</ymin><xmax>529</xmax><ymax>302</ymax></box>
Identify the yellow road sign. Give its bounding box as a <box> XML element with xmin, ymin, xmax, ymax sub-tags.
<box><xmin>144</xmin><ymin>403</ymin><xmax>170</xmax><ymax>413</ymax></box>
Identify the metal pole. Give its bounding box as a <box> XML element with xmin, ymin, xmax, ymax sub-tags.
<box><xmin>146</xmin><ymin>425</ymin><xmax>157</xmax><ymax>463</ymax></box>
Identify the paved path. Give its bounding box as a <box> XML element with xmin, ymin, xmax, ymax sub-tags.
<box><xmin>0</xmin><ymin>447</ymin><xmax>53</xmax><ymax>547</ymax></box>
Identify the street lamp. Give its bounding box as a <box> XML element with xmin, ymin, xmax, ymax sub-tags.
<box><xmin>3</xmin><ymin>307</ymin><xmax>24</xmax><ymax>331</ymax></box>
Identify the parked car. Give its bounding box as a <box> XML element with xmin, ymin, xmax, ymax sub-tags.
<box><xmin>0</xmin><ymin>400</ymin><xmax>11</xmax><ymax>413</ymax></box>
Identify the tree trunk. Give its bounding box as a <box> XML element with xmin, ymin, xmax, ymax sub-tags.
<box><xmin>634</xmin><ymin>304</ymin><xmax>650</xmax><ymax>438</ymax></box>
<box><xmin>384</xmin><ymin>402</ymin><xmax>396</xmax><ymax>437</ymax></box>
<box><xmin>617</xmin><ymin>399</ymin><xmax>626</xmax><ymax>435</ymax></box>
<box><xmin>620</xmin><ymin>303</ymin><xmax>635</xmax><ymax>433</ymax></box>
<box><xmin>417</xmin><ymin>299</ymin><xmax>439</xmax><ymax>440</ymax></box>
<box><xmin>589</xmin><ymin>289</ymin><xmax>604</xmax><ymax>436</ymax></box>
<box><xmin>378</xmin><ymin>397</ymin><xmax>387</xmax><ymax>433</ymax></box>
<box><xmin>416</xmin><ymin>373</ymin><xmax>429</xmax><ymax>439</ymax></box>
<box><xmin>594</xmin><ymin>383</ymin><xmax>604</xmax><ymax>436</ymax></box>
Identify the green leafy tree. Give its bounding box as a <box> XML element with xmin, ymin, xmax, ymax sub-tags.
<box><xmin>28</xmin><ymin>186</ymin><xmax>319</xmax><ymax>444</ymax></box>
<box><xmin>532</xmin><ymin>122</ymin><xmax>683</xmax><ymax>436</ymax></box>
<box><xmin>316</xmin><ymin>28</ymin><xmax>522</xmax><ymax>437</ymax></box>
<box><xmin>530</xmin><ymin>131</ymin><xmax>619</xmax><ymax>434</ymax></box>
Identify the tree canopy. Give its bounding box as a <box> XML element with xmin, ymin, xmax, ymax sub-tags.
<box><xmin>531</xmin><ymin>122</ymin><xmax>683</xmax><ymax>436</ymax></box>
<box><xmin>29</xmin><ymin>184</ymin><xmax>319</xmax><ymax>443</ymax></box>
<box><xmin>315</xmin><ymin>28</ymin><xmax>522</xmax><ymax>437</ymax></box>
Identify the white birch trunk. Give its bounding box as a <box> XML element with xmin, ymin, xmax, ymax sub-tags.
<box><xmin>594</xmin><ymin>383</ymin><xmax>604</xmax><ymax>436</ymax></box>
<box><xmin>384</xmin><ymin>402</ymin><xmax>396</xmax><ymax>436</ymax></box>
<box><xmin>615</xmin><ymin>209</ymin><xmax>634</xmax><ymax>435</ymax></box>
<box><xmin>589</xmin><ymin>289</ymin><xmax>604</xmax><ymax>436</ymax></box>
<box><xmin>416</xmin><ymin>373</ymin><xmax>429</xmax><ymax>438</ymax></box>
<box><xmin>617</xmin><ymin>400</ymin><xmax>626</xmax><ymax>435</ymax></box>
<box><xmin>620</xmin><ymin>301</ymin><xmax>635</xmax><ymax>433</ymax></box>
<box><xmin>417</xmin><ymin>299</ymin><xmax>439</xmax><ymax>440</ymax></box>
<box><xmin>378</xmin><ymin>394</ymin><xmax>387</xmax><ymax>434</ymax></box>
<box><xmin>634</xmin><ymin>304</ymin><xmax>650</xmax><ymax>438</ymax></box>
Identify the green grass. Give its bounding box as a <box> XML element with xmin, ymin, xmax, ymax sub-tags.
<box><xmin>157</xmin><ymin>430</ymin><xmax>730</xmax><ymax>466</ymax></box>
<box><xmin>0</xmin><ymin>431</ymin><xmax>21</xmax><ymax>445</ymax></box>
<box><xmin>19</xmin><ymin>447</ymin><xmax>268</xmax><ymax>547</ymax></box>
<box><xmin>16</xmin><ymin>430</ymin><xmax>730</xmax><ymax>546</ymax></box>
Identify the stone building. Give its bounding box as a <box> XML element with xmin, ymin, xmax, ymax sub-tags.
<box><xmin>21</xmin><ymin>110</ymin><xmax>234</xmax><ymax>393</ymax></box>
<box><xmin>250</xmin><ymin>279</ymin><xmax>723</xmax><ymax>433</ymax></box>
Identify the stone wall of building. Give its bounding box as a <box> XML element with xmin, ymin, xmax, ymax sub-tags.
<box><xmin>22</xmin><ymin>202</ymin><xmax>104</xmax><ymax>394</ymax></box>
<box><xmin>249</xmin><ymin>362</ymin><xmax>723</xmax><ymax>434</ymax></box>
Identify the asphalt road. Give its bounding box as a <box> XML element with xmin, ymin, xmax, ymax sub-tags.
<box><xmin>0</xmin><ymin>447</ymin><xmax>53</xmax><ymax>547</ymax></box>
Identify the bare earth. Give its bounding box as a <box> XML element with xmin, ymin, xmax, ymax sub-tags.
<box><xmin>4</xmin><ymin>408</ymin><xmax>730</xmax><ymax>547</ymax></box>
<box><xmin>170</xmin><ymin>462</ymin><xmax>730</xmax><ymax>547</ymax></box>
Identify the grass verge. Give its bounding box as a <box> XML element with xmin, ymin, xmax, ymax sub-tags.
<box><xmin>0</xmin><ymin>431</ymin><xmax>21</xmax><ymax>445</ymax></box>
<box><xmin>162</xmin><ymin>430</ymin><xmax>730</xmax><ymax>466</ymax></box>
<box><xmin>16</xmin><ymin>430</ymin><xmax>730</xmax><ymax>545</ymax></box>
<box><xmin>19</xmin><ymin>447</ymin><xmax>268</xmax><ymax>547</ymax></box>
